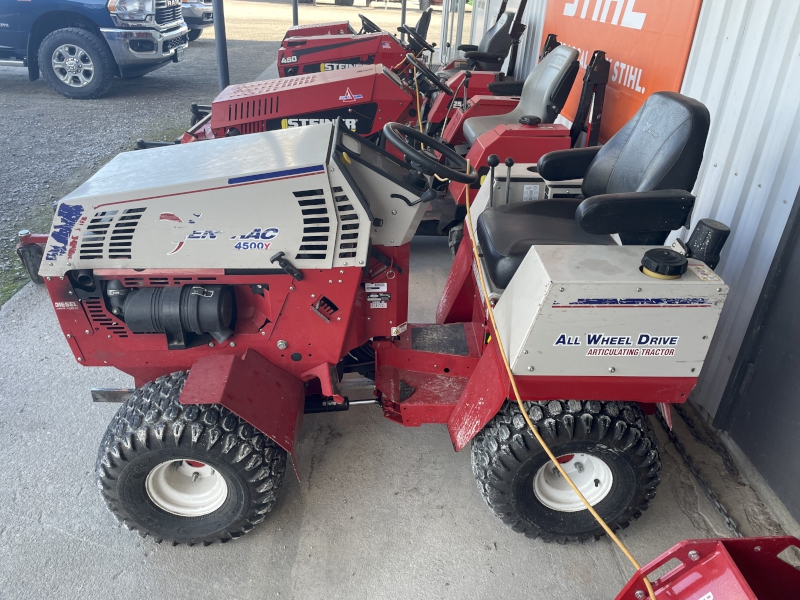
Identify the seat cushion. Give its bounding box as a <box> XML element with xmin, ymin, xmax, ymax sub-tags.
<box><xmin>463</xmin><ymin>113</ymin><xmax>512</xmax><ymax>145</ymax></box>
<box><xmin>476</xmin><ymin>202</ymin><xmax>616</xmax><ymax>289</ymax></box>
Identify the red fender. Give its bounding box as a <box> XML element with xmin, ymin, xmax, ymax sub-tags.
<box><xmin>180</xmin><ymin>349</ymin><xmax>305</xmax><ymax>478</ymax></box>
<box><xmin>447</xmin><ymin>340</ymin><xmax>509</xmax><ymax>451</ymax></box>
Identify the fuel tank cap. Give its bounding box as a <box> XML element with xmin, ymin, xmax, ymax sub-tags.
<box><xmin>641</xmin><ymin>248</ymin><xmax>688</xmax><ymax>279</ymax></box>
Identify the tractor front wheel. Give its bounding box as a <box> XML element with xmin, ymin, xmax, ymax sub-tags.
<box><xmin>472</xmin><ymin>400</ymin><xmax>661</xmax><ymax>543</ymax></box>
<box><xmin>96</xmin><ymin>372</ymin><xmax>287</xmax><ymax>545</ymax></box>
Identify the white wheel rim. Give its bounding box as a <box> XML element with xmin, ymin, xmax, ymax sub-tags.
<box><xmin>51</xmin><ymin>44</ymin><xmax>94</xmax><ymax>87</ymax></box>
<box><xmin>145</xmin><ymin>459</ymin><xmax>228</xmax><ymax>517</ymax></box>
<box><xmin>533</xmin><ymin>453</ymin><xmax>614</xmax><ymax>512</ymax></box>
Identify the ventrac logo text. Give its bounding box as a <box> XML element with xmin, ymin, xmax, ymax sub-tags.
<box><xmin>562</xmin><ymin>0</ymin><xmax>646</xmax><ymax>30</ymax></box>
<box><xmin>282</xmin><ymin>118</ymin><xmax>358</xmax><ymax>131</ymax></box>
<box><xmin>280</xmin><ymin>55</ymin><xmax>298</xmax><ymax>64</ymax></box>
<box><xmin>158</xmin><ymin>212</ymin><xmax>220</xmax><ymax>255</ymax></box>
<box><xmin>322</xmin><ymin>63</ymin><xmax>362</xmax><ymax>71</ymax></box>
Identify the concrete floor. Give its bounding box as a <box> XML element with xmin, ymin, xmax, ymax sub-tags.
<box><xmin>0</xmin><ymin>236</ymin><xmax>787</xmax><ymax>600</ymax></box>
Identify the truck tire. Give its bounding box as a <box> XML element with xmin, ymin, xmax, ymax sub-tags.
<box><xmin>96</xmin><ymin>372</ymin><xmax>287</xmax><ymax>545</ymax></box>
<box><xmin>335</xmin><ymin>0</ymin><xmax>355</xmax><ymax>5</ymax></box>
<box><xmin>38</xmin><ymin>27</ymin><xmax>115</xmax><ymax>99</ymax></box>
<box><xmin>188</xmin><ymin>29</ymin><xmax>203</xmax><ymax>42</ymax></box>
<box><xmin>472</xmin><ymin>400</ymin><xmax>661</xmax><ymax>543</ymax></box>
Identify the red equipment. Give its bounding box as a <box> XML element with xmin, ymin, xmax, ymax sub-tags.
<box><xmin>283</xmin><ymin>21</ymin><xmax>355</xmax><ymax>40</ymax></box>
<box><xmin>616</xmin><ymin>536</ymin><xmax>800</xmax><ymax>600</ymax></box>
<box><xmin>278</xmin><ymin>11</ymin><xmax>433</xmax><ymax>77</ymax></box>
<box><xmin>181</xmin><ymin>65</ymin><xmax>417</xmax><ymax>142</ymax></box>
<box><xmin>278</xmin><ymin>33</ymin><xmax>409</xmax><ymax>77</ymax></box>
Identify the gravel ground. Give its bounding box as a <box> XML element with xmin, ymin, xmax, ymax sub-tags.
<box><xmin>0</xmin><ymin>0</ymin><xmax>449</xmax><ymax>303</ymax></box>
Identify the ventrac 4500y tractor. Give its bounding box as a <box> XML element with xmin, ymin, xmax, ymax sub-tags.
<box><xmin>26</xmin><ymin>91</ymin><xmax>737</xmax><ymax>555</ymax></box>
<box><xmin>22</xmin><ymin>86</ymin><xmax>800</xmax><ymax>599</ymax></box>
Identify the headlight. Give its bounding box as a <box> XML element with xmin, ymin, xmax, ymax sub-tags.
<box><xmin>108</xmin><ymin>0</ymin><xmax>155</xmax><ymax>21</ymax></box>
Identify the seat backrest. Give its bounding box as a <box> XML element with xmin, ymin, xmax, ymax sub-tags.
<box><xmin>509</xmin><ymin>44</ymin><xmax>579</xmax><ymax>123</ymax></box>
<box><xmin>478</xmin><ymin>12</ymin><xmax>515</xmax><ymax>56</ymax></box>
<box><xmin>414</xmin><ymin>8</ymin><xmax>432</xmax><ymax>40</ymax></box>
<box><xmin>582</xmin><ymin>92</ymin><xmax>711</xmax><ymax>198</ymax></box>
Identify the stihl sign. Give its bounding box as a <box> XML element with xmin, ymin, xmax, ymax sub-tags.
<box><xmin>562</xmin><ymin>0</ymin><xmax>646</xmax><ymax>30</ymax></box>
<box><xmin>543</xmin><ymin>0</ymin><xmax>702</xmax><ymax>142</ymax></box>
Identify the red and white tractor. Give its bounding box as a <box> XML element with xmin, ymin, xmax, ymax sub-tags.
<box><xmin>22</xmin><ymin>90</ymin><xmax>800</xmax><ymax>598</ymax></box>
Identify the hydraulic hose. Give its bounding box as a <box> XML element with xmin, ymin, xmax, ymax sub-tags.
<box><xmin>462</xmin><ymin>162</ymin><xmax>657</xmax><ymax>600</ymax></box>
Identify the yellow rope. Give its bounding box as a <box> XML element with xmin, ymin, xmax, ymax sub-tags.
<box><xmin>462</xmin><ymin>161</ymin><xmax>657</xmax><ymax>600</ymax></box>
<box><xmin>413</xmin><ymin>66</ymin><xmax>425</xmax><ymax>150</ymax></box>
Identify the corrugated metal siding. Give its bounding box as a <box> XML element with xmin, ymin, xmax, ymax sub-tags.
<box><xmin>507</xmin><ymin>0</ymin><xmax>548</xmax><ymax>77</ymax></box>
<box><xmin>467</xmin><ymin>0</ymin><xmax>545</xmax><ymax>77</ymax></box>
<box><xmin>681</xmin><ymin>0</ymin><xmax>800</xmax><ymax>417</ymax></box>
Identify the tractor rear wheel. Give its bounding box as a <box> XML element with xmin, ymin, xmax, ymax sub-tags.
<box><xmin>96</xmin><ymin>372</ymin><xmax>287</xmax><ymax>545</ymax></box>
<box><xmin>472</xmin><ymin>400</ymin><xmax>661</xmax><ymax>543</ymax></box>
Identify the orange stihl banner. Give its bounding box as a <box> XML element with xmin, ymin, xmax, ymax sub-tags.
<box><xmin>543</xmin><ymin>0</ymin><xmax>703</xmax><ymax>142</ymax></box>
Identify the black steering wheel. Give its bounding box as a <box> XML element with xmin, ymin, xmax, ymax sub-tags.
<box><xmin>358</xmin><ymin>14</ymin><xmax>381</xmax><ymax>34</ymax></box>
<box><xmin>383</xmin><ymin>123</ymin><xmax>478</xmax><ymax>184</ymax></box>
<box><xmin>400</xmin><ymin>24</ymin><xmax>435</xmax><ymax>54</ymax></box>
<box><xmin>405</xmin><ymin>53</ymin><xmax>453</xmax><ymax>96</ymax></box>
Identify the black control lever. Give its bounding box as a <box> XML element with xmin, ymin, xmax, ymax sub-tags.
<box><xmin>270</xmin><ymin>251</ymin><xmax>304</xmax><ymax>281</ymax></box>
<box><xmin>504</xmin><ymin>157</ymin><xmax>515</xmax><ymax>205</ymax></box>
<box><xmin>487</xmin><ymin>154</ymin><xmax>500</xmax><ymax>207</ymax></box>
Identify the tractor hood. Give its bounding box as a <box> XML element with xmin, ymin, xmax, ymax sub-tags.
<box><xmin>40</xmin><ymin>122</ymin><xmax>428</xmax><ymax>278</ymax></box>
<box><xmin>40</xmin><ymin>124</ymin><xmax>346</xmax><ymax>277</ymax></box>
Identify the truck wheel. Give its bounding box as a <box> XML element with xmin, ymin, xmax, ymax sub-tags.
<box><xmin>472</xmin><ymin>400</ymin><xmax>661</xmax><ymax>543</ymax></box>
<box><xmin>38</xmin><ymin>27</ymin><xmax>115</xmax><ymax>99</ymax></box>
<box><xmin>188</xmin><ymin>29</ymin><xmax>203</xmax><ymax>42</ymax></box>
<box><xmin>96</xmin><ymin>372</ymin><xmax>287</xmax><ymax>545</ymax></box>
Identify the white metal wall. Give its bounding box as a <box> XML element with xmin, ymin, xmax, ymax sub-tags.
<box><xmin>680</xmin><ymin>0</ymin><xmax>800</xmax><ymax>418</ymax></box>
<box><xmin>506</xmin><ymin>0</ymin><xmax>548</xmax><ymax>77</ymax></box>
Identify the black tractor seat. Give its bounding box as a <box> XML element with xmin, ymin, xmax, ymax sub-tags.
<box><xmin>437</xmin><ymin>12</ymin><xmax>515</xmax><ymax>80</ymax></box>
<box><xmin>475</xmin><ymin>91</ymin><xmax>711</xmax><ymax>289</ymax></box>
<box><xmin>403</xmin><ymin>8</ymin><xmax>432</xmax><ymax>54</ymax></box>
<box><xmin>477</xmin><ymin>202</ymin><xmax>615</xmax><ymax>288</ymax></box>
<box><xmin>462</xmin><ymin>44</ymin><xmax>579</xmax><ymax>146</ymax></box>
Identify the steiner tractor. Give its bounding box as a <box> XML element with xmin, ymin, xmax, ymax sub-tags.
<box><xmin>277</xmin><ymin>11</ymin><xmax>433</xmax><ymax>77</ymax></box>
<box><xmin>177</xmin><ymin>42</ymin><xmax>594</xmax><ymax>246</ymax></box>
<box><xmin>21</xmin><ymin>89</ymin><xmax>800</xmax><ymax>598</ymax></box>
